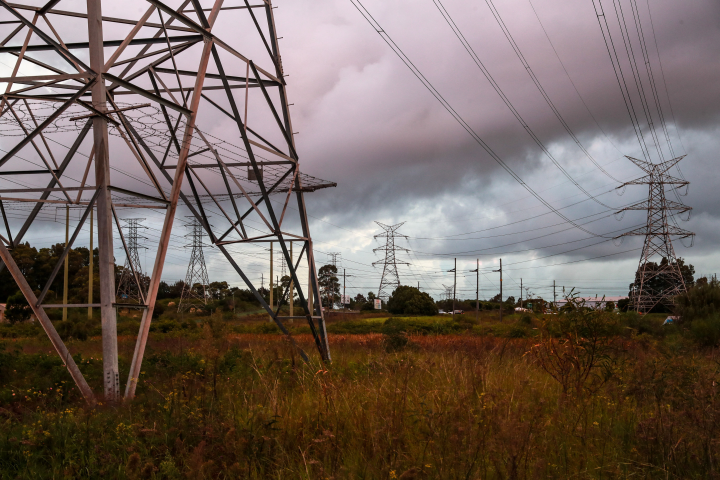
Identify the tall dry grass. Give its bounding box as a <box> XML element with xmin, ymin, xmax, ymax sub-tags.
<box><xmin>0</xmin><ymin>323</ymin><xmax>719</xmax><ymax>479</ymax></box>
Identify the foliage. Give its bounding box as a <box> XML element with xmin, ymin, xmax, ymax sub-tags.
<box><xmin>5</xmin><ymin>291</ymin><xmax>31</xmax><ymax>324</ymax></box>
<box><xmin>387</xmin><ymin>285</ymin><xmax>437</xmax><ymax>315</ymax></box>
<box><xmin>675</xmin><ymin>276</ymin><xmax>720</xmax><ymax>323</ymax></box>
<box><xmin>530</xmin><ymin>298</ymin><xmax>621</xmax><ymax>397</ymax></box>
<box><xmin>318</xmin><ymin>264</ymin><xmax>340</xmax><ymax>308</ymax></box>
<box><xmin>628</xmin><ymin>257</ymin><xmax>695</xmax><ymax>313</ymax></box>
<box><xmin>2</xmin><ymin>327</ymin><xmax>720</xmax><ymax>478</ymax></box>
<box><xmin>689</xmin><ymin>313</ymin><xmax>720</xmax><ymax>347</ymax></box>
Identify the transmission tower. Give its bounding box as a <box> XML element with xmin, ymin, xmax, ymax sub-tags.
<box><xmin>327</xmin><ymin>252</ymin><xmax>341</xmax><ymax>269</ymax></box>
<box><xmin>615</xmin><ymin>155</ymin><xmax>694</xmax><ymax>313</ymax></box>
<box><xmin>442</xmin><ymin>284</ymin><xmax>454</xmax><ymax>302</ymax></box>
<box><xmin>373</xmin><ymin>222</ymin><xmax>410</xmax><ymax>300</ymax></box>
<box><xmin>178</xmin><ymin>218</ymin><xmax>210</xmax><ymax>312</ymax></box>
<box><xmin>116</xmin><ymin>219</ymin><xmax>147</xmax><ymax>304</ymax></box>
<box><xmin>0</xmin><ymin>0</ymin><xmax>335</xmax><ymax>404</ymax></box>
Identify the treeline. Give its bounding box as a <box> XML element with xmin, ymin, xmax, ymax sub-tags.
<box><xmin>0</xmin><ymin>242</ymin><xmax>267</xmax><ymax>311</ymax></box>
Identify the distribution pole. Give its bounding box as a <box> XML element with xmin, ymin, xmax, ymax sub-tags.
<box><xmin>88</xmin><ymin>209</ymin><xmax>93</xmax><ymax>320</ymax></box>
<box><xmin>289</xmin><ymin>242</ymin><xmax>293</xmax><ymax>318</ymax></box>
<box><xmin>553</xmin><ymin>280</ymin><xmax>556</xmax><ymax>308</ymax></box>
<box><xmin>453</xmin><ymin>258</ymin><xmax>457</xmax><ymax>316</ymax></box>
<box><xmin>343</xmin><ymin>268</ymin><xmax>346</xmax><ymax>320</ymax></box>
<box><xmin>269</xmin><ymin>242</ymin><xmax>273</xmax><ymax>312</ymax></box>
<box><xmin>493</xmin><ymin>259</ymin><xmax>503</xmax><ymax>322</ymax></box>
<box><xmin>469</xmin><ymin>263</ymin><xmax>480</xmax><ymax>319</ymax></box>
<box><xmin>63</xmin><ymin>206</ymin><xmax>69</xmax><ymax>321</ymax></box>
<box><xmin>520</xmin><ymin>278</ymin><xmax>523</xmax><ymax>310</ymax></box>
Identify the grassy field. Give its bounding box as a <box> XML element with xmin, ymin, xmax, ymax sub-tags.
<box><xmin>0</xmin><ymin>309</ymin><xmax>719</xmax><ymax>479</ymax></box>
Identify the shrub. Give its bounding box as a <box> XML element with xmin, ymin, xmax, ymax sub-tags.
<box><xmin>56</xmin><ymin>319</ymin><xmax>91</xmax><ymax>341</ymax></box>
<box><xmin>529</xmin><ymin>304</ymin><xmax>620</xmax><ymax>396</ymax></box>
<box><xmin>5</xmin><ymin>291</ymin><xmax>31</xmax><ymax>324</ymax></box>
<box><xmin>675</xmin><ymin>277</ymin><xmax>720</xmax><ymax>322</ymax></box>
<box><xmin>690</xmin><ymin>313</ymin><xmax>720</xmax><ymax>347</ymax></box>
<box><xmin>383</xmin><ymin>332</ymin><xmax>409</xmax><ymax>352</ymax></box>
<box><xmin>387</xmin><ymin>286</ymin><xmax>437</xmax><ymax>316</ymax></box>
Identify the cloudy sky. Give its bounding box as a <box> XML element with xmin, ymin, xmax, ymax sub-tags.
<box><xmin>1</xmin><ymin>0</ymin><xmax>719</xmax><ymax>302</ymax></box>
<box><xmin>267</xmin><ymin>0</ymin><xmax>719</xmax><ymax>301</ymax></box>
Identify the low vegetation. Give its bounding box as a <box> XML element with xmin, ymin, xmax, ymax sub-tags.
<box><xmin>1</xmin><ymin>282</ymin><xmax>719</xmax><ymax>478</ymax></box>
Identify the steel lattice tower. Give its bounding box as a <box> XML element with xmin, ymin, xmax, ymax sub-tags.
<box><xmin>178</xmin><ymin>218</ymin><xmax>209</xmax><ymax>312</ymax></box>
<box><xmin>116</xmin><ymin>218</ymin><xmax>147</xmax><ymax>303</ymax></box>
<box><xmin>373</xmin><ymin>222</ymin><xmax>410</xmax><ymax>301</ymax></box>
<box><xmin>615</xmin><ymin>155</ymin><xmax>694</xmax><ymax>313</ymax></box>
<box><xmin>0</xmin><ymin>0</ymin><xmax>334</xmax><ymax>404</ymax></box>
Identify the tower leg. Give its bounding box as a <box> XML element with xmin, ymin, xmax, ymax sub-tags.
<box><xmin>87</xmin><ymin>0</ymin><xmax>119</xmax><ymax>400</ymax></box>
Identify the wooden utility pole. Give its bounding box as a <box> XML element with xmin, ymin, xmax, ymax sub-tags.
<box><xmin>553</xmin><ymin>280</ymin><xmax>556</xmax><ymax>308</ymax></box>
<box><xmin>520</xmin><ymin>278</ymin><xmax>523</xmax><ymax>310</ymax></box>
<box><xmin>269</xmin><ymin>241</ymin><xmax>273</xmax><ymax>313</ymax></box>
<box><xmin>63</xmin><ymin>206</ymin><xmax>69</xmax><ymax>321</ymax></box>
<box><xmin>88</xmin><ymin>209</ymin><xmax>93</xmax><ymax>320</ymax></box>
<box><xmin>493</xmin><ymin>259</ymin><xmax>503</xmax><ymax>322</ymax></box>
<box><xmin>289</xmin><ymin>242</ymin><xmax>293</xmax><ymax>318</ymax></box>
<box><xmin>470</xmin><ymin>260</ymin><xmax>479</xmax><ymax>321</ymax></box>
<box><xmin>450</xmin><ymin>258</ymin><xmax>456</xmax><ymax>316</ymax></box>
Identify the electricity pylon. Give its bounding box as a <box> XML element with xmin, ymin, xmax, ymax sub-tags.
<box><xmin>373</xmin><ymin>222</ymin><xmax>410</xmax><ymax>301</ymax></box>
<box><xmin>0</xmin><ymin>0</ymin><xmax>334</xmax><ymax>404</ymax></box>
<box><xmin>615</xmin><ymin>155</ymin><xmax>694</xmax><ymax>313</ymax></box>
<box><xmin>116</xmin><ymin>218</ymin><xmax>147</xmax><ymax>304</ymax></box>
<box><xmin>178</xmin><ymin>218</ymin><xmax>210</xmax><ymax>312</ymax></box>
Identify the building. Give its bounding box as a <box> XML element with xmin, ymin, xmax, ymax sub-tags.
<box><xmin>555</xmin><ymin>296</ymin><xmax>627</xmax><ymax>309</ymax></box>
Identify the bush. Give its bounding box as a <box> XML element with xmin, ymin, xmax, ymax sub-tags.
<box><xmin>387</xmin><ymin>286</ymin><xmax>437</xmax><ymax>316</ymax></box>
<box><xmin>152</xmin><ymin>303</ymin><xmax>165</xmax><ymax>320</ymax></box>
<box><xmin>5</xmin><ymin>291</ymin><xmax>31</xmax><ymax>324</ymax></box>
<box><xmin>56</xmin><ymin>319</ymin><xmax>91</xmax><ymax>341</ymax></box>
<box><xmin>675</xmin><ymin>278</ymin><xmax>720</xmax><ymax>323</ymax></box>
<box><xmin>690</xmin><ymin>313</ymin><xmax>720</xmax><ymax>347</ymax></box>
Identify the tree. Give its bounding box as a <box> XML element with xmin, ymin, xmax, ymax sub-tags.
<box><xmin>387</xmin><ymin>286</ymin><xmax>438</xmax><ymax>316</ymax></box>
<box><xmin>318</xmin><ymin>264</ymin><xmax>340</xmax><ymax>309</ymax></box>
<box><xmin>5</xmin><ymin>291</ymin><xmax>31</xmax><ymax>324</ymax></box>
<box><xmin>628</xmin><ymin>257</ymin><xmax>695</xmax><ymax>312</ymax></box>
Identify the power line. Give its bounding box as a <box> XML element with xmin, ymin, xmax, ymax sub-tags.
<box><xmin>348</xmin><ymin>0</ymin><xmax>611</xmax><ymax>238</ymax></box>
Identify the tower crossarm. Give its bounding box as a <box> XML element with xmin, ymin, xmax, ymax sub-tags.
<box><xmin>625</xmin><ymin>155</ymin><xmax>686</xmax><ymax>175</ymax></box>
<box><xmin>615</xmin><ymin>225</ymin><xmax>695</xmax><ymax>238</ymax></box>
<box><xmin>615</xmin><ymin>175</ymin><xmax>689</xmax><ymax>189</ymax></box>
<box><xmin>615</xmin><ymin>200</ymin><xmax>692</xmax><ymax>214</ymax></box>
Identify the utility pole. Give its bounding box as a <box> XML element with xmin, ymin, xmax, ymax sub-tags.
<box><xmin>343</xmin><ymin>268</ymin><xmax>346</xmax><ymax>321</ymax></box>
<box><xmin>289</xmin><ymin>242</ymin><xmax>293</xmax><ymax>318</ymax></box>
<box><xmin>63</xmin><ymin>206</ymin><xmax>69</xmax><ymax>321</ymax></box>
<box><xmin>448</xmin><ymin>259</ymin><xmax>456</xmax><ymax>316</ymax></box>
<box><xmin>493</xmin><ymin>259</ymin><xmax>502</xmax><ymax>322</ymax></box>
<box><xmin>520</xmin><ymin>278</ymin><xmax>523</xmax><ymax>310</ymax></box>
<box><xmin>453</xmin><ymin>258</ymin><xmax>457</xmax><ymax>315</ymax></box>
<box><xmin>88</xmin><ymin>209</ymin><xmax>93</xmax><ymax>320</ymax></box>
<box><xmin>269</xmin><ymin>242</ymin><xmax>273</xmax><ymax>311</ymax></box>
<box><xmin>470</xmin><ymin>259</ymin><xmax>479</xmax><ymax>322</ymax></box>
<box><xmin>553</xmin><ymin>280</ymin><xmax>556</xmax><ymax>308</ymax></box>
<box><xmin>373</xmin><ymin>222</ymin><xmax>410</xmax><ymax>301</ymax></box>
